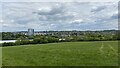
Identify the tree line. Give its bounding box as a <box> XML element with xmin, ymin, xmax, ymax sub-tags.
<box><xmin>1</xmin><ymin>30</ymin><xmax>119</xmax><ymax>47</ymax></box>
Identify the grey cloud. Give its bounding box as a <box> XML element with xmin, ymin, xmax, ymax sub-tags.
<box><xmin>32</xmin><ymin>4</ymin><xmax>75</xmax><ymax>22</ymax></box>
<box><xmin>38</xmin><ymin>14</ymin><xmax>74</xmax><ymax>22</ymax></box>
<box><xmin>110</xmin><ymin>13</ymin><xmax>119</xmax><ymax>19</ymax></box>
<box><xmin>33</xmin><ymin>4</ymin><xmax>65</xmax><ymax>15</ymax></box>
<box><xmin>1</xmin><ymin>2</ymin><xmax>118</xmax><ymax>32</ymax></box>
<box><xmin>91</xmin><ymin>6</ymin><xmax>106</xmax><ymax>13</ymax></box>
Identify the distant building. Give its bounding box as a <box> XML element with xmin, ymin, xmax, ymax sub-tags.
<box><xmin>34</xmin><ymin>32</ymin><xmax>47</xmax><ymax>35</ymax></box>
<box><xmin>19</xmin><ymin>31</ymin><xmax>28</xmax><ymax>35</ymax></box>
<box><xmin>28</xmin><ymin>28</ymin><xmax>34</xmax><ymax>36</ymax></box>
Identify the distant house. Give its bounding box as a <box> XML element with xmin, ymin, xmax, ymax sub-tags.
<box><xmin>59</xmin><ymin>38</ymin><xmax>66</xmax><ymax>41</ymax></box>
<box><xmin>34</xmin><ymin>32</ymin><xmax>47</xmax><ymax>35</ymax></box>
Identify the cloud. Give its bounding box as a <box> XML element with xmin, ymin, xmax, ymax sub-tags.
<box><xmin>32</xmin><ymin>3</ymin><xmax>75</xmax><ymax>22</ymax></box>
<box><xmin>91</xmin><ymin>6</ymin><xmax>106</xmax><ymax>13</ymax></box>
<box><xmin>34</xmin><ymin>4</ymin><xmax>64</xmax><ymax>15</ymax></box>
<box><xmin>1</xmin><ymin>2</ymin><xmax>118</xmax><ymax>32</ymax></box>
<box><xmin>70</xmin><ymin>19</ymin><xmax>83</xmax><ymax>24</ymax></box>
<box><xmin>1</xmin><ymin>0</ymin><xmax>120</xmax><ymax>2</ymax></box>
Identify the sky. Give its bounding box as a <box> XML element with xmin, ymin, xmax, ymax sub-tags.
<box><xmin>0</xmin><ymin>1</ymin><xmax>119</xmax><ymax>32</ymax></box>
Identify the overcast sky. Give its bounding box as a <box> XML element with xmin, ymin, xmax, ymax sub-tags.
<box><xmin>0</xmin><ymin>1</ymin><xmax>118</xmax><ymax>32</ymax></box>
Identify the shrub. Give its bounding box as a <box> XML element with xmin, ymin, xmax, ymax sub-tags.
<box><xmin>19</xmin><ymin>40</ymin><xmax>30</xmax><ymax>45</ymax></box>
<box><xmin>2</xmin><ymin>42</ymin><xmax>16</xmax><ymax>47</ymax></box>
<box><xmin>33</xmin><ymin>38</ymin><xmax>48</xmax><ymax>44</ymax></box>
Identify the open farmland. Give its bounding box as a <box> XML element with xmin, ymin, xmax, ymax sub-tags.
<box><xmin>2</xmin><ymin>41</ymin><xmax>118</xmax><ymax>66</ymax></box>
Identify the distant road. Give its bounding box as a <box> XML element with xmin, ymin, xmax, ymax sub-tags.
<box><xmin>0</xmin><ymin>40</ymin><xmax>16</xmax><ymax>43</ymax></box>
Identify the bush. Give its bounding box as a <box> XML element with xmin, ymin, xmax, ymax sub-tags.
<box><xmin>33</xmin><ymin>38</ymin><xmax>48</xmax><ymax>44</ymax></box>
<box><xmin>47</xmin><ymin>38</ymin><xmax>59</xmax><ymax>43</ymax></box>
<box><xmin>2</xmin><ymin>42</ymin><xmax>16</xmax><ymax>47</ymax></box>
<box><xmin>19</xmin><ymin>40</ymin><xmax>30</xmax><ymax>45</ymax></box>
<box><xmin>15</xmin><ymin>40</ymin><xmax>32</xmax><ymax>45</ymax></box>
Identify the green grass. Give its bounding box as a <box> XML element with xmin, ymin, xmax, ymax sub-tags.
<box><xmin>2</xmin><ymin>41</ymin><xmax>118</xmax><ymax>66</ymax></box>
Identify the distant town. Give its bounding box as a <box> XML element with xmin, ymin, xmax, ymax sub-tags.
<box><xmin>1</xmin><ymin>28</ymin><xmax>119</xmax><ymax>36</ymax></box>
<box><xmin>1</xmin><ymin>29</ymin><xmax>119</xmax><ymax>41</ymax></box>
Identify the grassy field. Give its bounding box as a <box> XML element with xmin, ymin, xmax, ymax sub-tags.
<box><xmin>2</xmin><ymin>41</ymin><xmax>118</xmax><ymax>66</ymax></box>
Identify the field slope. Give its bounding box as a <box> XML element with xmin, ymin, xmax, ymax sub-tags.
<box><xmin>2</xmin><ymin>41</ymin><xmax>118</xmax><ymax>66</ymax></box>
